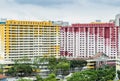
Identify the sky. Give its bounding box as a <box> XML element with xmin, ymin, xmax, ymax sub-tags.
<box><xmin>0</xmin><ymin>0</ymin><xmax>120</xmax><ymax>23</ymax></box>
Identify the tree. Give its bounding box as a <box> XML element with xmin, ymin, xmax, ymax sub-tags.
<box><xmin>117</xmin><ymin>70</ymin><xmax>120</xmax><ymax>79</ymax></box>
<box><xmin>7</xmin><ymin>63</ymin><xmax>33</xmax><ymax>77</ymax></box>
<box><xmin>48</xmin><ymin>56</ymin><xmax>57</xmax><ymax>74</ymax></box>
<box><xmin>7</xmin><ymin>66</ymin><xmax>17</xmax><ymax>76</ymax></box>
<box><xmin>70</xmin><ymin>59</ymin><xmax>87</xmax><ymax>72</ymax></box>
<box><xmin>7</xmin><ymin>60</ymin><xmax>18</xmax><ymax>76</ymax></box>
<box><xmin>96</xmin><ymin>66</ymin><xmax>115</xmax><ymax>81</ymax></box>
<box><xmin>67</xmin><ymin>70</ymin><xmax>97</xmax><ymax>81</ymax></box>
<box><xmin>33</xmin><ymin>57</ymin><xmax>46</xmax><ymax>74</ymax></box>
<box><xmin>47</xmin><ymin>56</ymin><xmax>70</xmax><ymax>76</ymax></box>
<box><xmin>7</xmin><ymin>57</ymin><xmax>33</xmax><ymax>77</ymax></box>
<box><xmin>36</xmin><ymin>73</ymin><xmax>56</xmax><ymax>81</ymax></box>
<box><xmin>67</xmin><ymin>66</ymin><xmax>115</xmax><ymax>81</ymax></box>
<box><xmin>57</xmin><ymin>61</ymin><xmax>70</xmax><ymax>75</ymax></box>
<box><xmin>44</xmin><ymin>73</ymin><xmax>56</xmax><ymax>81</ymax></box>
<box><xmin>17</xmin><ymin>78</ymin><xmax>32</xmax><ymax>81</ymax></box>
<box><xmin>0</xmin><ymin>64</ymin><xmax>3</xmax><ymax>74</ymax></box>
<box><xmin>58</xmin><ymin>57</ymin><xmax>68</xmax><ymax>62</ymax></box>
<box><xmin>19</xmin><ymin>64</ymin><xmax>33</xmax><ymax>76</ymax></box>
<box><xmin>57</xmin><ymin>62</ymin><xmax>70</xmax><ymax>70</ymax></box>
<box><xmin>36</xmin><ymin>75</ymin><xmax>43</xmax><ymax>81</ymax></box>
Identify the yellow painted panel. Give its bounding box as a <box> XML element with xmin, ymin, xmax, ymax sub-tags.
<box><xmin>3</xmin><ymin>70</ymin><xmax>8</xmax><ymax>72</ymax></box>
<box><xmin>55</xmin><ymin>45</ymin><xmax>60</xmax><ymax>49</ymax></box>
<box><xmin>5</xmin><ymin>25</ymin><xmax>10</xmax><ymax>55</ymax></box>
<box><xmin>36</xmin><ymin>69</ymin><xmax>40</xmax><ymax>72</ymax></box>
<box><xmin>0</xmin><ymin>25</ymin><xmax>5</xmax><ymax>46</ymax></box>
<box><xmin>87</xmin><ymin>63</ymin><xmax>95</xmax><ymax>65</ymax></box>
<box><xmin>4</xmin><ymin>66</ymin><xmax>12</xmax><ymax>68</ymax></box>
<box><xmin>6</xmin><ymin>20</ymin><xmax>53</xmax><ymax>26</ymax></box>
<box><xmin>55</xmin><ymin>45</ymin><xmax>60</xmax><ymax>54</ymax></box>
<box><xmin>0</xmin><ymin>56</ymin><xmax>4</xmax><ymax>60</ymax></box>
<box><xmin>33</xmin><ymin>69</ymin><xmax>41</xmax><ymax>72</ymax></box>
<box><xmin>91</xmin><ymin>22</ymin><xmax>106</xmax><ymax>24</ymax></box>
<box><xmin>56</xmin><ymin>26</ymin><xmax>60</xmax><ymax>32</ymax></box>
<box><xmin>44</xmin><ymin>54</ymin><xmax>49</xmax><ymax>57</ymax></box>
<box><xmin>11</xmin><ymin>34</ymin><xmax>17</xmax><ymax>37</ymax></box>
<box><xmin>87</xmin><ymin>66</ymin><xmax>94</xmax><ymax>68</ymax></box>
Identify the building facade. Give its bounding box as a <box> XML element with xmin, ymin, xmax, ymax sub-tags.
<box><xmin>114</xmin><ymin>14</ymin><xmax>120</xmax><ymax>71</ymax></box>
<box><xmin>60</xmin><ymin>23</ymin><xmax>120</xmax><ymax>59</ymax></box>
<box><xmin>0</xmin><ymin>20</ymin><xmax>60</xmax><ymax>61</ymax></box>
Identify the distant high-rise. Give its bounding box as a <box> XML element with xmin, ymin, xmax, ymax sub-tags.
<box><xmin>116</xmin><ymin>14</ymin><xmax>120</xmax><ymax>70</ymax></box>
<box><xmin>115</xmin><ymin>14</ymin><xmax>120</xmax><ymax>26</ymax></box>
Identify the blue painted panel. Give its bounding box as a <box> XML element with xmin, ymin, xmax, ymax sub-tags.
<box><xmin>0</xmin><ymin>22</ymin><xmax>6</xmax><ymax>24</ymax></box>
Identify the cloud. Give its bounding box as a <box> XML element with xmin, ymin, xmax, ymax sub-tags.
<box><xmin>89</xmin><ymin>0</ymin><xmax>120</xmax><ymax>7</ymax></box>
<box><xmin>14</xmin><ymin>0</ymin><xmax>120</xmax><ymax>7</ymax></box>
<box><xmin>0</xmin><ymin>0</ymin><xmax>119</xmax><ymax>24</ymax></box>
<box><xmin>15</xmin><ymin>0</ymin><xmax>74</xmax><ymax>7</ymax></box>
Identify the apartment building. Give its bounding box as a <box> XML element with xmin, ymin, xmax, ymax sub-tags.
<box><xmin>115</xmin><ymin>14</ymin><xmax>120</xmax><ymax>70</ymax></box>
<box><xmin>0</xmin><ymin>20</ymin><xmax>60</xmax><ymax>61</ymax></box>
<box><xmin>60</xmin><ymin>22</ymin><xmax>120</xmax><ymax>60</ymax></box>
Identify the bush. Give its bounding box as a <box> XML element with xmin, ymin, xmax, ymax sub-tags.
<box><xmin>17</xmin><ymin>78</ymin><xmax>32</xmax><ymax>81</ymax></box>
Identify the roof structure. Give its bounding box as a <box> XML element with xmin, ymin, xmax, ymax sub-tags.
<box><xmin>0</xmin><ymin>74</ymin><xmax>7</xmax><ymax>79</ymax></box>
<box><xmin>88</xmin><ymin>52</ymin><xmax>109</xmax><ymax>61</ymax></box>
<box><xmin>67</xmin><ymin>52</ymin><xmax>109</xmax><ymax>61</ymax></box>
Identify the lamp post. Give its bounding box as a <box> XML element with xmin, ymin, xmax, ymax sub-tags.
<box><xmin>114</xmin><ymin>71</ymin><xmax>119</xmax><ymax>81</ymax></box>
<box><xmin>114</xmin><ymin>50</ymin><xmax>119</xmax><ymax>81</ymax></box>
<box><xmin>114</xmin><ymin>58</ymin><xmax>119</xmax><ymax>81</ymax></box>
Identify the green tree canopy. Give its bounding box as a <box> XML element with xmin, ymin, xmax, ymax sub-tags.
<box><xmin>48</xmin><ymin>56</ymin><xmax>57</xmax><ymax>74</ymax></box>
<box><xmin>57</xmin><ymin>62</ymin><xmax>70</xmax><ymax>70</ymax></box>
<box><xmin>17</xmin><ymin>78</ymin><xmax>32</xmax><ymax>81</ymax></box>
<box><xmin>70</xmin><ymin>59</ymin><xmax>87</xmax><ymax>68</ymax></box>
<box><xmin>36</xmin><ymin>73</ymin><xmax>56</xmax><ymax>81</ymax></box>
<box><xmin>67</xmin><ymin>66</ymin><xmax>115</xmax><ymax>81</ymax></box>
<box><xmin>7</xmin><ymin>63</ymin><xmax>33</xmax><ymax>77</ymax></box>
<box><xmin>67</xmin><ymin>70</ymin><xmax>97</xmax><ymax>81</ymax></box>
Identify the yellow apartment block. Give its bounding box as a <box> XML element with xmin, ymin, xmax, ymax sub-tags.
<box><xmin>0</xmin><ymin>20</ymin><xmax>60</xmax><ymax>61</ymax></box>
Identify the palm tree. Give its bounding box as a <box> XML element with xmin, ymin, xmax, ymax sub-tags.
<box><xmin>33</xmin><ymin>57</ymin><xmax>45</xmax><ymax>75</ymax></box>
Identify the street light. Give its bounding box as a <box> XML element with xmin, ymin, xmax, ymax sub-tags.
<box><xmin>114</xmin><ymin>54</ymin><xmax>119</xmax><ymax>81</ymax></box>
<box><xmin>113</xmin><ymin>71</ymin><xmax>119</xmax><ymax>81</ymax></box>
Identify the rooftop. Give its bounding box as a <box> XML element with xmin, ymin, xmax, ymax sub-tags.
<box><xmin>0</xmin><ymin>74</ymin><xmax>7</xmax><ymax>79</ymax></box>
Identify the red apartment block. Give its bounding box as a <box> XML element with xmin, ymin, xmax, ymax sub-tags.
<box><xmin>60</xmin><ymin>23</ymin><xmax>120</xmax><ymax>59</ymax></box>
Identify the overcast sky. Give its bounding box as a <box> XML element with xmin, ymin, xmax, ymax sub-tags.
<box><xmin>0</xmin><ymin>0</ymin><xmax>120</xmax><ymax>23</ymax></box>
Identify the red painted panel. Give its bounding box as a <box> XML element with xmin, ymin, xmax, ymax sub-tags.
<box><xmin>60</xmin><ymin>51</ymin><xmax>73</xmax><ymax>56</ymax></box>
<box><xmin>65</xmin><ymin>28</ymin><xmax>67</xmax><ymax>32</ymax></box>
<box><xmin>95</xmin><ymin>28</ymin><xmax>97</xmax><ymax>35</ymax></box>
<box><xmin>89</xmin><ymin>27</ymin><xmax>94</xmax><ymax>34</ymax></box>
<box><xmin>99</xmin><ymin>27</ymin><xmax>104</xmax><ymax>37</ymax></box>
<box><xmin>74</xmin><ymin>28</ymin><xmax>79</xmax><ymax>32</ymax></box>
<box><xmin>79</xmin><ymin>28</ymin><xmax>84</xmax><ymax>32</ymax></box>
<box><xmin>111</xmin><ymin>28</ymin><xmax>115</xmax><ymax>42</ymax></box>
<box><xmin>69</xmin><ymin>28</ymin><xmax>73</xmax><ymax>32</ymax></box>
<box><xmin>72</xmin><ymin>23</ymin><xmax>114</xmax><ymax>28</ymax></box>
<box><xmin>104</xmin><ymin>27</ymin><xmax>110</xmax><ymax>39</ymax></box>
<box><xmin>116</xmin><ymin>27</ymin><xmax>118</xmax><ymax>49</ymax></box>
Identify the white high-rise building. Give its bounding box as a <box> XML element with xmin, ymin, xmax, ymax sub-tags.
<box><xmin>60</xmin><ymin>23</ymin><xmax>120</xmax><ymax>60</ymax></box>
<box><xmin>0</xmin><ymin>20</ymin><xmax>60</xmax><ymax>61</ymax></box>
<box><xmin>115</xmin><ymin>14</ymin><xmax>120</xmax><ymax>26</ymax></box>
